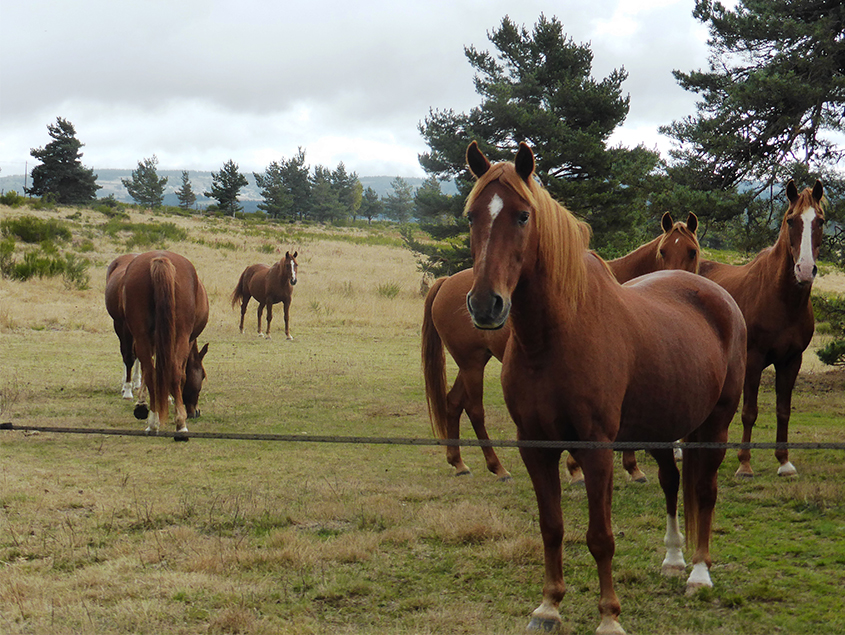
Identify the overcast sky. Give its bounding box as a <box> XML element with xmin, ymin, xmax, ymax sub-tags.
<box><xmin>0</xmin><ymin>0</ymin><xmax>716</xmax><ymax>178</ymax></box>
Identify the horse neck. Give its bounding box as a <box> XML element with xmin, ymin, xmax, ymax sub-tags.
<box><xmin>508</xmin><ymin>254</ymin><xmax>611</xmax><ymax>357</ymax></box>
<box><xmin>608</xmin><ymin>237</ymin><xmax>659</xmax><ymax>283</ymax></box>
<box><xmin>750</xmin><ymin>229</ymin><xmax>812</xmax><ymax>307</ymax></box>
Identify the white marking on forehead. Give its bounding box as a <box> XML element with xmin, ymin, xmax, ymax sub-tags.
<box><xmin>674</xmin><ymin>237</ymin><xmax>680</xmax><ymax>245</ymax></box>
<box><xmin>289</xmin><ymin>260</ymin><xmax>296</xmax><ymax>281</ymax></box>
<box><xmin>488</xmin><ymin>194</ymin><xmax>504</xmax><ymax>220</ymax></box>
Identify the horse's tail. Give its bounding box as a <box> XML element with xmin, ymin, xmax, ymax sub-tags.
<box><xmin>422</xmin><ymin>277</ymin><xmax>450</xmax><ymax>439</ymax></box>
<box><xmin>151</xmin><ymin>256</ymin><xmax>177</xmax><ymax>419</ymax></box>
<box><xmin>682</xmin><ymin>443</ymin><xmax>702</xmax><ymax>549</ymax></box>
<box><xmin>230</xmin><ymin>268</ymin><xmax>246</xmax><ymax>309</ymax></box>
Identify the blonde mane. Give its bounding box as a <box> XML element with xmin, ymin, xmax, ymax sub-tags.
<box><xmin>465</xmin><ymin>161</ymin><xmax>591</xmax><ymax>305</ymax></box>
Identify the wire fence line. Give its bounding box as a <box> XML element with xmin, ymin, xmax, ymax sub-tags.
<box><xmin>2</xmin><ymin>422</ymin><xmax>845</xmax><ymax>451</ymax></box>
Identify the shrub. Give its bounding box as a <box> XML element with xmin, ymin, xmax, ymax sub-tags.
<box><xmin>0</xmin><ymin>215</ymin><xmax>72</xmax><ymax>243</ymax></box>
<box><xmin>814</xmin><ymin>293</ymin><xmax>845</xmax><ymax>366</ymax></box>
<box><xmin>0</xmin><ymin>191</ymin><xmax>25</xmax><ymax>207</ymax></box>
<box><xmin>376</xmin><ymin>281</ymin><xmax>402</xmax><ymax>299</ymax></box>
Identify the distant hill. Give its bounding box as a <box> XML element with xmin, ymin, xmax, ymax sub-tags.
<box><xmin>0</xmin><ymin>170</ymin><xmax>457</xmax><ymax>213</ymax></box>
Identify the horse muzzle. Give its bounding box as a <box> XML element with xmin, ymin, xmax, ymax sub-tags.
<box><xmin>794</xmin><ymin>262</ymin><xmax>817</xmax><ymax>285</ymax></box>
<box><xmin>466</xmin><ymin>289</ymin><xmax>510</xmax><ymax>330</ymax></box>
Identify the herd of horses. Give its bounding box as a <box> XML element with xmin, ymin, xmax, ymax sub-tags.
<box><xmin>104</xmin><ymin>249</ymin><xmax>299</xmax><ymax>435</ymax></box>
<box><xmin>101</xmin><ymin>140</ymin><xmax>825</xmax><ymax>635</ymax></box>
<box><xmin>420</xmin><ymin>141</ymin><xmax>823</xmax><ymax>635</ymax></box>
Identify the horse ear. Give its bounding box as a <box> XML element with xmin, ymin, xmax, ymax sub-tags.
<box><xmin>661</xmin><ymin>212</ymin><xmax>674</xmax><ymax>233</ymax></box>
<box><xmin>813</xmin><ymin>179</ymin><xmax>824</xmax><ymax>203</ymax></box>
<box><xmin>686</xmin><ymin>212</ymin><xmax>698</xmax><ymax>233</ymax></box>
<box><xmin>786</xmin><ymin>180</ymin><xmax>798</xmax><ymax>203</ymax></box>
<box><xmin>466</xmin><ymin>141</ymin><xmax>490</xmax><ymax>178</ymax></box>
<box><xmin>514</xmin><ymin>142</ymin><xmax>535</xmax><ymax>182</ymax></box>
<box><xmin>198</xmin><ymin>342</ymin><xmax>208</xmax><ymax>360</ymax></box>
<box><xmin>293</xmin><ymin>251</ymin><xmax>298</xmax><ymax>258</ymax></box>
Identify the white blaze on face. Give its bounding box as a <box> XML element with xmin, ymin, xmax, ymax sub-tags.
<box><xmin>489</xmin><ymin>193</ymin><xmax>504</xmax><ymax>221</ymax></box>
<box><xmin>289</xmin><ymin>260</ymin><xmax>296</xmax><ymax>283</ymax></box>
<box><xmin>795</xmin><ymin>207</ymin><xmax>818</xmax><ymax>283</ymax></box>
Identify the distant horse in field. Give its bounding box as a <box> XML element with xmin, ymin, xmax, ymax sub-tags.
<box><xmin>698</xmin><ymin>180</ymin><xmax>824</xmax><ymax>478</ymax></box>
<box><xmin>422</xmin><ymin>212</ymin><xmax>700</xmax><ymax>481</ymax></box>
<box><xmin>231</xmin><ymin>251</ymin><xmax>298</xmax><ymax>340</ymax></box>
<box><xmin>461</xmin><ymin>141</ymin><xmax>745</xmax><ymax>634</ymax></box>
<box><xmin>105</xmin><ymin>253</ymin><xmax>141</xmax><ymax>399</ymax></box>
<box><xmin>121</xmin><ymin>251</ymin><xmax>209</xmax><ymax>434</ymax></box>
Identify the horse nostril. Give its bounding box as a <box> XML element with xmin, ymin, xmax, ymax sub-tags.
<box><xmin>812</xmin><ymin>265</ymin><xmax>818</xmax><ymax>276</ymax></box>
<box><xmin>491</xmin><ymin>292</ymin><xmax>505</xmax><ymax>317</ymax></box>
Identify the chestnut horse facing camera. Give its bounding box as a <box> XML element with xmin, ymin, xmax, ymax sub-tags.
<box><xmin>462</xmin><ymin>141</ymin><xmax>746</xmax><ymax>635</ymax></box>
<box><xmin>422</xmin><ymin>212</ymin><xmax>700</xmax><ymax>482</ymax></box>
<box><xmin>117</xmin><ymin>251</ymin><xmax>209</xmax><ymax>436</ymax></box>
<box><xmin>700</xmin><ymin>179</ymin><xmax>824</xmax><ymax>478</ymax></box>
<box><xmin>231</xmin><ymin>250</ymin><xmax>298</xmax><ymax>340</ymax></box>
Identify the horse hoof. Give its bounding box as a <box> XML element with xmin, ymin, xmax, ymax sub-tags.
<box><xmin>286</xmin><ymin>334</ymin><xmax>294</xmax><ymax>340</ymax></box>
<box><xmin>569</xmin><ymin>477</ymin><xmax>586</xmax><ymax>487</ymax></box>
<box><xmin>777</xmin><ymin>462</ymin><xmax>798</xmax><ymax>477</ymax></box>
<box><xmin>455</xmin><ymin>469</ymin><xmax>472</xmax><ymax>477</ymax></box>
<box><xmin>685</xmin><ymin>582</ymin><xmax>712</xmax><ymax>597</ymax></box>
<box><xmin>735</xmin><ymin>464</ymin><xmax>754</xmax><ymax>479</ymax></box>
<box><xmin>134</xmin><ymin>404</ymin><xmax>150</xmax><ymax>420</ymax></box>
<box><xmin>497</xmin><ymin>473</ymin><xmax>514</xmax><ymax>483</ymax></box>
<box><xmin>527</xmin><ymin>616</ymin><xmax>561</xmax><ymax>633</ymax></box>
<box><xmin>630</xmin><ymin>472</ymin><xmax>648</xmax><ymax>484</ymax></box>
<box><xmin>144</xmin><ymin>427</ymin><xmax>158</xmax><ymax>436</ymax></box>
<box><xmin>661</xmin><ymin>563</ymin><xmax>686</xmax><ymax>577</ymax></box>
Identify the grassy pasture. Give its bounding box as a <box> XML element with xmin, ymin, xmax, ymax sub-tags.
<box><xmin>1</xmin><ymin>204</ymin><xmax>844</xmax><ymax>635</ymax></box>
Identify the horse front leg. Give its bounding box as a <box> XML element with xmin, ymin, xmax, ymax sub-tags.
<box><xmin>282</xmin><ymin>298</ymin><xmax>293</xmax><ymax>340</ymax></box>
<box><xmin>521</xmin><ymin>446</ymin><xmax>567</xmax><ymax>633</ymax></box>
<box><xmin>573</xmin><ymin>447</ymin><xmax>624</xmax><ymax>635</ymax></box>
<box><xmin>736</xmin><ymin>356</ymin><xmax>763</xmax><ymax>478</ymax></box>
<box><xmin>774</xmin><ymin>356</ymin><xmax>802</xmax><ymax>477</ymax></box>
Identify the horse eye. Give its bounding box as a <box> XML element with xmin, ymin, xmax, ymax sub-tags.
<box><xmin>518</xmin><ymin>211</ymin><xmax>530</xmax><ymax>227</ymax></box>
<box><xmin>689</xmin><ymin>249</ymin><xmax>697</xmax><ymax>259</ymax></box>
<box><xmin>659</xmin><ymin>249</ymin><xmax>666</xmax><ymax>258</ymax></box>
<box><xmin>787</xmin><ymin>218</ymin><xmax>794</xmax><ymax>227</ymax></box>
<box><xmin>818</xmin><ymin>217</ymin><xmax>826</xmax><ymax>226</ymax></box>
<box><xmin>466</xmin><ymin>212</ymin><xmax>474</xmax><ymax>226</ymax></box>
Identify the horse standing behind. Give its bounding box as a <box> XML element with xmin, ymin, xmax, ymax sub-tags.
<box><xmin>105</xmin><ymin>253</ymin><xmax>141</xmax><ymax>399</ymax></box>
<box><xmin>231</xmin><ymin>251</ymin><xmax>298</xmax><ymax>340</ymax></box>
<box><xmin>462</xmin><ymin>141</ymin><xmax>745</xmax><ymax>635</ymax></box>
<box><xmin>699</xmin><ymin>180</ymin><xmax>824</xmax><ymax>477</ymax></box>
<box><xmin>121</xmin><ymin>251</ymin><xmax>209</xmax><ymax>435</ymax></box>
<box><xmin>422</xmin><ymin>212</ymin><xmax>700</xmax><ymax>481</ymax></box>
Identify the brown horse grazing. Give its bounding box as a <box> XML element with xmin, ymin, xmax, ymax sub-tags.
<box><xmin>231</xmin><ymin>251</ymin><xmax>298</xmax><ymax>340</ymax></box>
<box><xmin>423</xmin><ymin>213</ymin><xmax>700</xmax><ymax>482</ymax></box>
<box><xmin>121</xmin><ymin>251</ymin><xmax>209</xmax><ymax>434</ymax></box>
<box><xmin>105</xmin><ymin>253</ymin><xmax>141</xmax><ymax>399</ymax></box>
<box><xmin>698</xmin><ymin>180</ymin><xmax>824</xmax><ymax>478</ymax></box>
<box><xmin>462</xmin><ymin>141</ymin><xmax>745</xmax><ymax>634</ymax></box>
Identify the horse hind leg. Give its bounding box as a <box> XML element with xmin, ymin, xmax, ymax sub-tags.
<box><xmin>460</xmin><ymin>368</ymin><xmax>511</xmax><ymax>481</ymax></box>
<box><xmin>443</xmin><ymin>376</ymin><xmax>472</xmax><ymax>476</ymax></box>
<box><xmin>238</xmin><ymin>297</ymin><xmax>250</xmax><ymax>334</ymax></box>
<box><xmin>565</xmin><ymin>453</ymin><xmax>585</xmax><ymax>486</ymax></box>
<box><xmin>264</xmin><ymin>304</ymin><xmax>274</xmax><ymax>339</ymax></box>
<box><xmin>623</xmin><ymin>450</ymin><xmax>648</xmax><ymax>483</ymax></box>
<box><xmin>256</xmin><ymin>303</ymin><xmax>267</xmax><ymax>337</ymax></box>
<box><xmin>651</xmin><ymin>448</ymin><xmax>685</xmax><ymax>576</ymax></box>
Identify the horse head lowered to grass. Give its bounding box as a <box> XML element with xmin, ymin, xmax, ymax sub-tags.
<box><xmin>119</xmin><ymin>251</ymin><xmax>209</xmax><ymax>436</ymax></box>
<box><xmin>462</xmin><ymin>141</ymin><xmax>746</xmax><ymax>635</ymax></box>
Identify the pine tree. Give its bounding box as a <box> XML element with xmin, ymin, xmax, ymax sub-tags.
<box><xmin>121</xmin><ymin>155</ymin><xmax>168</xmax><ymax>208</ymax></box>
<box><xmin>254</xmin><ymin>161</ymin><xmax>292</xmax><ymax>219</ymax></box>
<box><xmin>662</xmin><ymin>0</ymin><xmax>845</xmax><ymax>193</ymax></box>
<box><xmin>175</xmin><ymin>171</ymin><xmax>197</xmax><ymax>210</ymax></box>
<box><xmin>27</xmin><ymin>117</ymin><xmax>101</xmax><ymax>204</ymax></box>
<box><xmin>413</xmin><ymin>15</ymin><xmax>652</xmax><ymax>276</ymax></box>
<box><xmin>359</xmin><ymin>187</ymin><xmax>383</xmax><ymax>225</ymax></box>
<box><xmin>204</xmin><ymin>160</ymin><xmax>248</xmax><ymax>216</ymax></box>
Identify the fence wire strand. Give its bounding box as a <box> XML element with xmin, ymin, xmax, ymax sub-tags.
<box><xmin>2</xmin><ymin>423</ymin><xmax>844</xmax><ymax>451</ymax></box>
